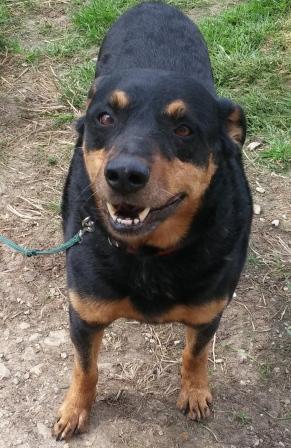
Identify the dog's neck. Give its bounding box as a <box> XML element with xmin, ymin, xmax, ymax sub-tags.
<box><xmin>107</xmin><ymin>235</ymin><xmax>180</xmax><ymax>257</ymax></box>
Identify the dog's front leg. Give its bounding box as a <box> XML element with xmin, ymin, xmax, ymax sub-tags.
<box><xmin>53</xmin><ymin>306</ymin><xmax>104</xmax><ymax>441</ymax></box>
<box><xmin>177</xmin><ymin>314</ymin><xmax>221</xmax><ymax>420</ymax></box>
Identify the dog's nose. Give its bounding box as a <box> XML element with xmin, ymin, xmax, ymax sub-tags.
<box><xmin>105</xmin><ymin>155</ymin><xmax>150</xmax><ymax>194</ymax></box>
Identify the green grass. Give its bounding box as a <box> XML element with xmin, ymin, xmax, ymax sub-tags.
<box><xmin>199</xmin><ymin>0</ymin><xmax>291</xmax><ymax>171</ymax></box>
<box><xmin>52</xmin><ymin>112</ymin><xmax>75</xmax><ymax>128</ymax></box>
<box><xmin>59</xmin><ymin>0</ymin><xmax>290</xmax><ymax>174</ymax></box>
<box><xmin>235</xmin><ymin>410</ymin><xmax>252</xmax><ymax>425</ymax></box>
<box><xmin>0</xmin><ymin>0</ymin><xmax>20</xmax><ymax>52</ymax></box>
<box><xmin>60</xmin><ymin>60</ymin><xmax>96</xmax><ymax>109</ymax></box>
<box><xmin>2</xmin><ymin>0</ymin><xmax>290</xmax><ymax>171</ymax></box>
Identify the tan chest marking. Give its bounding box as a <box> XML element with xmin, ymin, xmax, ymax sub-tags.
<box><xmin>70</xmin><ymin>291</ymin><xmax>227</xmax><ymax>326</ymax></box>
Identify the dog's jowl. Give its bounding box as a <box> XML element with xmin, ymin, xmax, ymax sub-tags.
<box><xmin>53</xmin><ymin>1</ymin><xmax>252</xmax><ymax>440</ymax></box>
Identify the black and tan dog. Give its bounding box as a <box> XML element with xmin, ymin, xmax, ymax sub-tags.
<box><xmin>53</xmin><ymin>1</ymin><xmax>252</xmax><ymax>440</ymax></box>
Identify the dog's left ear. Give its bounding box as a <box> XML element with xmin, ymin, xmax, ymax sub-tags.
<box><xmin>74</xmin><ymin>116</ymin><xmax>85</xmax><ymax>148</ymax></box>
<box><xmin>218</xmin><ymin>98</ymin><xmax>246</xmax><ymax>147</ymax></box>
<box><xmin>75</xmin><ymin>116</ymin><xmax>85</xmax><ymax>136</ymax></box>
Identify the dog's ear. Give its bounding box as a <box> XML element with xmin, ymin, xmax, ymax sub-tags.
<box><xmin>75</xmin><ymin>116</ymin><xmax>85</xmax><ymax>135</ymax></box>
<box><xmin>218</xmin><ymin>98</ymin><xmax>246</xmax><ymax>148</ymax></box>
<box><xmin>75</xmin><ymin>116</ymin><xmax>85</xmax><ymax>147</ymax></box>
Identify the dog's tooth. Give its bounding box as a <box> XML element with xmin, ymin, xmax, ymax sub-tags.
<box><xmin>107</xmin><ymin>202</ymin><xmax>117</xmax><ymax>219</ymax></box>
<box><xmin>134</xmin><ymin>219</ymin><xmax>140</xmax><ymax>225</ymax></box>
<box><xmin>138</xmin><ymin>207</ymin><xmax>150</xmax><ymax>222</ymax></box>
<box><xmin>117</xmin><ymin>218</ymin><xmax>122</xmax><ymax>223</ymax></box>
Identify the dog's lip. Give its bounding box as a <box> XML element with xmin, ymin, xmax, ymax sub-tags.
<box><xmin>105</xmin><ymin>193</ymin><xmax>186</xmax><ymax>235</ymax></box>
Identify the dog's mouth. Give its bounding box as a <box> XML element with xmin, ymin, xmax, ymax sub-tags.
<box><xmin>105</xmin><ymin>193</ymin><xmax>185</xmax><ymax>235</ymax></box>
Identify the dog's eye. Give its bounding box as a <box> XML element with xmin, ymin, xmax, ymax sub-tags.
<box><xmin>174</xmin><ymin>125</ymin><xmax>192</xmax><ymax>137</ymax></box>
<box><xmin>98</xmin><ymin>113</ymin><xmax>114</xmax><ymax>126</ymax></box>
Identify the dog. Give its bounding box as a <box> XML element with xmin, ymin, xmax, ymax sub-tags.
<box><xmin>53</xmin><ymin>1</ymin><xmax>252</xmax><ymax>440</ymax></box>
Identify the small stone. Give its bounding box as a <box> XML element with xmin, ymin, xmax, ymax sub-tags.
<box><xmin>16</xmin><ymin>337</ymin><xmax>23</xmax><ymax>344</ymax></box>
<box><xmin>256</xmin><ymin>186</ymin><xmax>265</xmax><ymax>194</ymax></box>
<box><xmin>233</xmin><ymin>292</ymin><xmax>237</xmax><ymax>298</ymax></box>
<box><xmin>247</xmin><ymin>141</ymin><xmax>261</xmax><ymax>151</ymax></box>
<box><xmin>274</xmin><ymin>367</ymin><xmax>280</xmax><ymax>373</ymax></box>
<box><xmin>29</xmin><ymin>333</ymin><xmax>40</xmax><ymax>342</ymax></box>
<box><xmin>271</xmin><ymin>219</ymin><xmax>280</xmax><ymax>227</ymax></box>
<box><xmin>37</xmin><ymin>422</ymin><xmax>51</xmax><ymax>438</ymax></box>
<box><xmin>22</xmin><ymin>346</ymin><xmax>35</xmax><ymax>361</ymax></box>
<box><xmin>0</xmin><ymin>363</ymin><xmax>11</xmax><ymax>379</ymax></box>
<box><xmin>60</xmin><ymin>352</ymin><xmax>68</xmax><ymax>359</ymax></box>
<box><xmin>19</xmin><ymin>322</ymin><xmax>30</xmax><ymax>330</ymax></box>
<box><xmin>23</xmin><ymin>271</ymin><xmax>36</xmax><ymax>283</ymax></box>
<box><xmin>253</xmin><ymin>439</ymin><xmax>260</xmax><ymax>447</ymax></box>
<box><xmin>44</xmin><ymin>329</ymin><xmax>67</xmax><ymax>347</ymax></box>
<box><xmin>30</xmin><ymin>364</ymin><xmax>42</xmax><ymax>376</ymax></box>
<box><xmin>238</xmin><ymin>349</ymin><xmax>248</xmax><ymax>363</ymax></box>
<box><xmin>278</xmin><ymin>443</ymin><xmax>285</xmax><ymax>447</ymax></box>
<box><xmin>13</xmin><ymin>378</ymin><xmax>19</xmax><ymax>385</ymax></box>
<box><xmin>158</xmin><ymin>429</ymin><xmax>164</xmax><ymax>436</ymax></box>
<box><xmin>23</xmin><ymin>372</ymin><xmax>30</xmax><ymax>380</ymax></box>
<box><xmin>253</xmin><ymin>204</ymin><xmax>261</xmax><ymax>215</ymax></box>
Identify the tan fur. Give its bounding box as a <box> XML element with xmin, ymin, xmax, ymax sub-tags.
<box><xmin>110</xmin><ymin>90</ymin><xmax>130</xmax><ymax>109</ymax></box>
<box><xmin>177</xmin><ymin>330</ymin><xmax>212</xmax><ymax>420</ymax></box>
<box><xmin>70</xmin><ymin>291</ymin><xmax>227</xmax><ymax>326</ymax></box>
<box><xmin>226</xmin><ymin>107</ymin><xmax>244</xmax><ymax>145</ymax></box>
<box><xmin>82</xmin><ymin>146</ymin><xmax>216</xmax><ymax>251</ymax></box>
<box><xmin>83</xmin><ymin>147</ymin><xmax>107</xmax><ymax>186</ymax></box>
<box><xmin>70</xmin><ymin>292</ymin><xmax>143</xmax><ymax>325</ymax></box>
<box><xmin>165</xmin><ymin>99</ymin><xmax>187</xmax><ymax>118</ymax></box>
<box><xmin>53</xmin><ymin>331</ymin><xmax>104</xmax><ymax>440</ymax></box>
<box><xmin>145</xmin><ymin>155</ymin><xmax>216</xmax><ymax>249</ymax></box>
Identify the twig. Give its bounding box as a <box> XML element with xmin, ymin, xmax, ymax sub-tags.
<box><xmin>235</xmin><ymin>300</ymin><xmax>256</xmax><ymax>331</ymax></box>
<box><xmin>212</xmin><ymin>333</ymin><xmax>217</xmax><ymax>370</ymax></box>
<box><xmin>263</xmin><ymin>410</ymin><xmax>291</xmax><ymax>421</ymax></box>
<box><xmin>200</xmin><ymin>424</ymin><xmax>220</xmax><ymax>443</ymax></box>
<box><xmin>7</xmin><ymin>204</ymin><xmax>44</xmax><ymax>220</ymax></box>
<box><xmin>18</xmin><ymin>196</ymin><xmax>44</xmax><ymax>211</ymax></box>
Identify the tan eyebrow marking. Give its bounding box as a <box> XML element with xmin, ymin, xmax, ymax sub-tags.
<box><xmin>165</xmin><ymin>99</ymin><xmax>187</xmax><ymax>118</ymax></box>
<box><xmin>110</xmin><ymin>90</ymin><xmax>130</xmax><ymax>109</ymax></box>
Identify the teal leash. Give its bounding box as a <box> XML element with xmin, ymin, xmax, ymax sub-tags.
<box><xmin>0</xmin><ymin>217</ymin><xmax>95</xmax><ymax>257</ymax></box>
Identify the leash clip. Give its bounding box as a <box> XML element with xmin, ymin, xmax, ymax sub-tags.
<box><xmin>78</xmin><ymin>216</ymin><xmax>95</xmax><ymax>241</ymax></box>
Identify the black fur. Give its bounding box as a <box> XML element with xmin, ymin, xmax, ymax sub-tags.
<box><xmin>69</xmin><ymin>306</ymin><xmax>104</xmax><ymax>371</ymax></box>
<box><xmin>62</xmin><ymin>3</ymin><xmax>252</xmax><ymax>325</ymax></box>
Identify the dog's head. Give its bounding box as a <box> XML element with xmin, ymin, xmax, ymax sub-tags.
<box><xmin>80</xmin><ymin>69</ymin><xmax>246</xmax><ymax>250</ymax></box>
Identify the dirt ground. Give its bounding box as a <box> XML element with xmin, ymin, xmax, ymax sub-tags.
<box><xmin>0</xmin><ymin>1</ymin><xmax>290</xmax><ymax>448</ymax></box>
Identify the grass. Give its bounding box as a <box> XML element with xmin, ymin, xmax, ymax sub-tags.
<box><xmin>2</xmin><ymin>0</ymin><xmax>290</xmax><ymax>171</ymax></box>
<box><xmin>235</xmin><ymin>410</ymin><xmax>252</xmax><ymax>425</ymax></box>
<box><xmin>0</xmin><ymin>0</ymin><xmax>20</xmax><ymax>52</ymax></box>
<box><xmin>259</xmin><ymin>362</ymin><xmax>272</xmax><ymax>381</ymax></box>
<box><xmin>61</xmin><ymin>0</ymin><xmax>290</xmax><ymax>172</ymax></box>
<box><xmin>52</xmin><ymin>112</ymin><xmax>75</xmax><ymax>128</ymax></box>
<box><xmin>199</xmin><ymin>0</ymin><xmax>291</xmax><ymax>172</ymax></box>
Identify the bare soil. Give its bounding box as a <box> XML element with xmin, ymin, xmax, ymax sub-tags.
<box><xmin>0</xmin><ymin>2</ymin><xmax>290</xmax><ymax>448</ymax></box>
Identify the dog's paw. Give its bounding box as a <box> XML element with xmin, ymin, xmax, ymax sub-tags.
<box><xmin>52</xmin><ymin>401</ymin><xmax>91</xmax><ymax>441</ymax></box>
<box><xmin>177</xmin><ymin>383</ymin><xmax>212</xmax><ymax>421</ymax></box>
